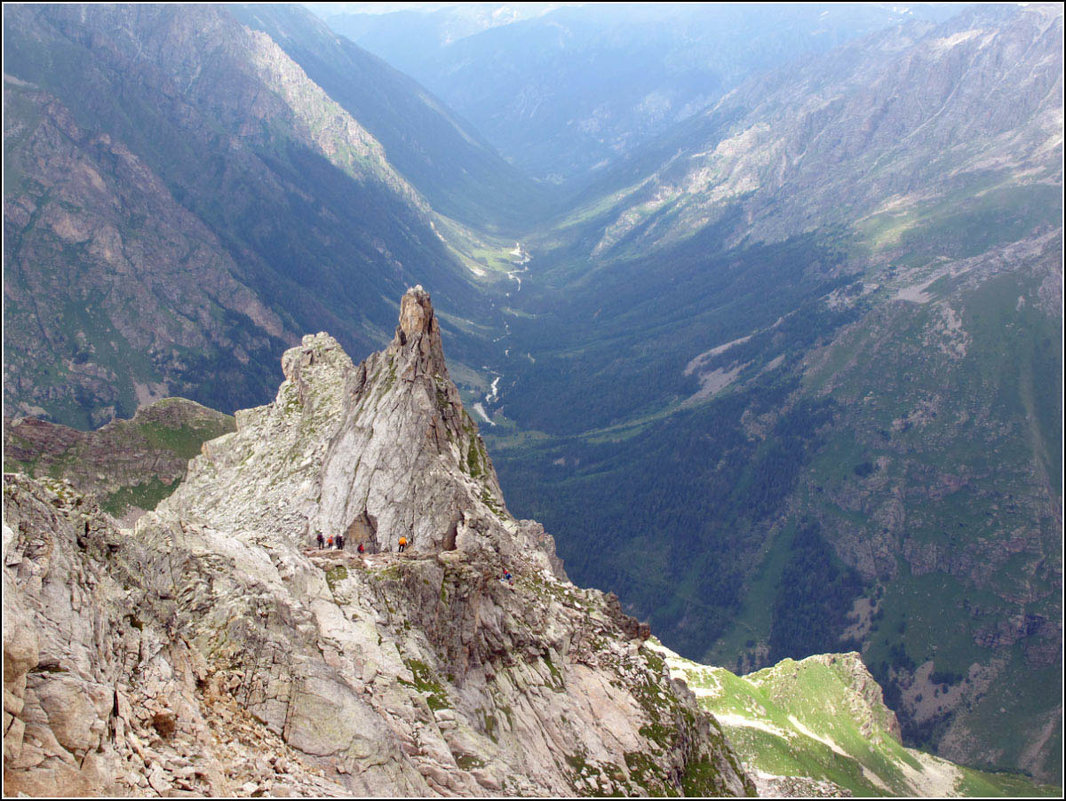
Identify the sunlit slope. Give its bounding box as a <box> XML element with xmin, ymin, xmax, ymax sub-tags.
<box><xmin>651</xmin><ymin>641</ymin><xmax>1061</xmax><ymax>798</ymax></box>
<box><xmin>231</xmin><ymin>3</ymin><xmax>551</xmax><ymax>233</ymax></box>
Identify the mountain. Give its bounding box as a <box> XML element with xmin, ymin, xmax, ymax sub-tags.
<box><xmin>230</xmin><ymin>4</ymin><xmax>551</xmax><ymax>231</ymax></box>
<box><xmin>323</xmin><ymin>2</ymin><xmax>965</xmax><ymax>185</ymax></box>
<box><xmin>656</xmin><ymin>643</ymin><xmax>1060</xmax><ymax>797</ymax></box>
<box><xmin>550</xmin><ymin>2</ymin><xmax>1063</xmax><ymax>260</ymax></box>
<box><xmin>3</xmin><ymin>288</ymin><xmax>755</xmax><ymax>797</ymax></box>
<box><xmin>3</xmin><ymin>3</ymin><xmax>510</xmax><ymax>429</ymax></box>
<box><xmin>3</xmin><ymin>398</ymin><xmax>235</xmax><ymax>523</ymax></box>
<box><xmin>3</xmin><ymin>1</ymin><xmax>1061</xmax><ymax>788</ymax></box>
<box><xmin>477</xmin><ymin>2</ymin><xmax>1063</xmax><ymax>782</ymax></box>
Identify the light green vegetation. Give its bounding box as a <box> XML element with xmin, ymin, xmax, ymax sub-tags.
<box><xmin>325</xmin><ymin>564</ymin><xmax>349</xmax><ymax>594</ymax></box>
<box><xmin>455</xmin><ymin>754</ymin><xmax>485</xmax><ymax>771</ymax></box>
<box><xmin>553</xmin><ymin>180</ymin><xmax>646</xmax><ymax>233</ymax></box>
<box><xmin>399</xmin><ymin>659</ymin><xmax>450</xmax><ymax>711</ymax></box>
<box><xmin>854</xmin><ymin>181</ymin><xmax>1061</xmax><ymax>260</ymax></box>
<box><xmin>432</xmin><ymin>213</ymin><xmax>524</xmax><ymax>281</ymax></box>
<box><xmin>100</xmin><ymin>477</ymin><xmax>180</xmax><ymax>517</ymax></box>
<box><xmin>654</xmin><ymin>642</ymin><xmax>1060</xmax><ymax>797</ymax></box>
<box><xmin>136</xmin><ymin>403</ymin><xmax>237</xmax><ymax>460</ymax></box>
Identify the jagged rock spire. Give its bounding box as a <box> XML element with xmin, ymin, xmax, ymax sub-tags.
<box><xmin>158</xmin><ymin>287</ymin><xmax>509</xmax><ymax>561</ymax></box>
<box><xmin>390</xmin><ymin>285</ymin><xmax>448</xmax><ymax>380</ymax></box>
<box><xmin>4</xmin><ymin>287</ymin><xmax>756</xmax><ymax>798</ymax></box>
<box><xmin>394</xmin><ymin>285</ymin><xmax>435</xmax><ymax>344</ymax></box>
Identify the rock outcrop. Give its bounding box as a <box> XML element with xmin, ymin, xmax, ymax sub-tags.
<box><xmin>3</xmin><ymin>398</ymin><xmax>236</xmax><ymax>524</ymax></box>
<box><xmin>3</xmin><ymin>287</ymin><xmax>755</xmax><ymax>797</ymax></box>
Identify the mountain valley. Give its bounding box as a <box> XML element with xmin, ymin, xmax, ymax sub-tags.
<box><xmin>473</xmin><ymin>4</ymin><xmax>1063</xmax><ymax>782</ymax></box>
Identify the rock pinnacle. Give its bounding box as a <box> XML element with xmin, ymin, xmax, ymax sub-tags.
<box><xmin>391</xmin><ymin>284</ymin><xmax>448</xmax><ymax>380</ymax></box>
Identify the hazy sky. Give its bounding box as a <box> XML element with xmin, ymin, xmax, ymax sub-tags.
<box><xmin>303</xmin><ymin>2</ymin><xmax>578</xmax><ymax>17</ymax></box>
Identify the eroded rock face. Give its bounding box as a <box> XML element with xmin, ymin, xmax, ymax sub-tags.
<box><xmin>4</xmin><ymin>288</ymin><xmax>755</xmax><ymax>797</ymax></box>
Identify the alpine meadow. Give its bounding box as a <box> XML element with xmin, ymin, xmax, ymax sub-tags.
<box><xmin>3</xmin><ymin>2</ymin><xmax>1062</xmax><ymax>797</ymax></box>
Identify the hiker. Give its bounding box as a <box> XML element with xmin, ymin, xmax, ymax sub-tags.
<box><xmin>316</xmin><ymin>531</ymin><xmax>324</xmax><ymax>549</ymax></box>
<box><xmin>398</xmin><ymin>536</ymin><xmax>408</xmax><ymax>553</ymax></box>
<box><xmin>337</xmin><ymin>533</ymin><xmax>345</xmax><ymax>550</ymax></box>
<box><xmin>327</xmin><ymin>535</ymin><xmax>334</xmax><ymax>549</ymax></box>
<box><xmin>358</xmin><ymin>542</ymin><xmax>365</xmax><ymax>554</ymax></box>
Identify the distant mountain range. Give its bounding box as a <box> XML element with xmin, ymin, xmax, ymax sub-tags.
<box><xmin>320</xmin><ymin>2</ymin><xmax>967</xmax><ymax>184</ymax></box>
<box><xmin>4</xmin><ymin>0</ymin><xmax>1061</xmax><ymax>787</ymax></box>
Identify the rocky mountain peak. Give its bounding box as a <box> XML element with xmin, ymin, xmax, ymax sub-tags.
<box><xmin>3</xmin><ymin>289</ymin><xmax>756</xmax><ymax>796</ymax></box>
<box><xmin>389</xmin><ymin>285</ymin><xmax>451</xmax><ymax>391</ymax></box>
<box><xmin>160</xmin><ymin>289</ymin><xmax>512</xmax><ymax>564</ymax></box>
<box><xmin>395</xmin><ymin>285</ymin><xmax>438</xmax><ymax>344</ymax></box>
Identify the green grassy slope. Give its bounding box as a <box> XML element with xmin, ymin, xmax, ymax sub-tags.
<box><xmin>651</xmin><ymin>640</ymin><xmax>1061</xmax><ymax>797</ymax></box>
<box><xmin>3</xmin><ymin>398</ymin><xmax>235</xmax><ymax>518</ymax></box>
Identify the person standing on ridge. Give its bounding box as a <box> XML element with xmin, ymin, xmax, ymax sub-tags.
<box><xmin>337</xmin><ymin>533</ymin><xmax>345</xmax><ymax>550</ymax></box>
<box><xmin>316</xmin><ymin>531</ymin><xmax>324</xmax><ymax>549</ymax></box>
<box><xmin>327</xmin><ymin>535</ymin><xmax>334</xmax><ymax>549</ymax></box>
<box><xmin>398</xmin><ymin>536</ymin><xmax>408</xmax><ymax>553</ymax></box>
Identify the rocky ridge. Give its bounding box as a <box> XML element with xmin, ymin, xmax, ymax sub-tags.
<box><xmin>3</xmin><ymin>287</ymin><xmax>755</xmax><ymax>797</ymax></box>
<box><xmin>3</xmin><ymin>398</ymin><xmax>235</xmax><ymax>524</ymax></box>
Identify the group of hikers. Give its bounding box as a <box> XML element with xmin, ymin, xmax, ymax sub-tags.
<box><xmin>312</xmin><ymin>531</ymin><xmax>513</xmax><ymax>582</ymax></box>
<box><xmin>315</xmin><ymin>531</ymin><xmax>365</xmax><ymax>553</ymax></box>
<box><xmin>314</xmin><ymin>531</ymin><xmax>407</xmax><ymax>554</ymax></box>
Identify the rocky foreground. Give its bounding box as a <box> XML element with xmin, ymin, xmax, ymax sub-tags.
<box><xmin>3</xmin><ymin>287</ymin><xmax>755</xmax><ymax>797</ymax></box>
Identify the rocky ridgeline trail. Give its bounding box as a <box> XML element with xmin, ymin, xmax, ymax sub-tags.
<box><xmin>3</xmin><ymin>287</ymin><xmax>755</xmax><ymax>797</ymax></box>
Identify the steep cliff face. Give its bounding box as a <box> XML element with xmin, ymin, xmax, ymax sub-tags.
<box><xmin>3</xmin><ymin>4</ymin><xmax>487</xmax><ymax>429</ymax></box>
<box><xmin>3</xmin><ymin>288</ymin><xmax>755</xmax><ymax>797</ymax></box>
